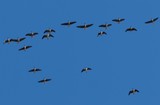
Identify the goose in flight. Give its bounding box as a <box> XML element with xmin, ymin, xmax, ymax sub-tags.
<box><xmin>77</xmin><ymin>23</ymin><xmax>93</xmax><ymax>29</ymax></box>
<box><xmin>61</xmin><ymin>21</ymin><xmax>76</xmax><ymax>26</ymax></box>
<box><xmin>97</xmin><ymin>31</ymin><xmax>107</xmax><ymax>37</ymax></box>
<box><xmin>44</xmin><ymin>28</ymin><xmax>55</xmax><ymax>33</ymax></box>
<box><xmin>125</xmin><ymin>27</ymin><xmax>137</xmax><ymax>32</ymax></box>
<box><xmin>29</xmin><ymin>67</ymin><xmax>41</xmax><ymax>73</ymax></box>
<box><xmin>145</xmin><ymin>17</ymin><xmax>158</xmax><ymax>24</ymax></box>
<box><xmin>99</xmin><ymin>23</ymin><xmax>112</xmax><ymax>29</ymax></box>
<box><xmin>26</xmin><ymin>32</ymin><xmax>38</xmax><ymax>37</ymax></box>
<box><xmin>38</xmin><ymin>78</ymin><xmax>51</xmax><ymax>83</ymax></box>
<box><xmin>81</xmin><ymin>67</ymin><xmax>92</xmax><ymax>72</ymax></box>
<box><xmin>3</xmin><ymin>38</ymin><xmax>14</xmax><ymax>44</ymax></box>
<box><xmin>19</xmin><ymin>45</ymin><xmax>32</xmax><ymax>51</ymax></box>
<box><xmin>128</xmin><ymin>89</ymin><xmax>139</xmax><ymax>95</ymax></box>
<box><xmin>112</xmin><ymin>18</ymin><xmax>125</xmax><ymax>23</ymax></box>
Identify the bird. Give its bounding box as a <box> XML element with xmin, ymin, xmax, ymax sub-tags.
<box><xmin>44</xmin><ymin>28</ymin><xmax>55</xmax><ymax>33</ymax></box>
<box><xmin>61</xmin><ymin>21</ymin><xmax>76</xmax><ymax>26</ymax></box>
<box><xmin>42</xmin><ymin>33</ymin><xmax>54</xmax><ymax>39</ymax></box>
<box><xmin>125</xmin><ymin>27</ymin><xmax>137</xmax><ymax>32</ymax></box>
<box><xmin>12</xmin><ymin>37</ymin><xmax>26</xmax><ymax>43</ymax></box>
<box><xmin>19</xmin><ymin>45</ymin><xmax>32</xmax><ymax>51</ymax></box>
<box><xmin>3</xmin><ymin>38</ymin><xmax>14</xmax><ymax>44</ymax></box>
<box><xmin>38</xmin><ymin>78</ymin><xmax>51</xmax><ymax>84</ymax></box>
<box><xmin>128</xmin><ymin>89</ymin><xmax>139</xmax><ymax>95</ymax></box>
<box><xmin>77</xmin><ymin>23</ymin><xmax>93</xmax><ymax>29</ymax></box>
<box><xmin>99</xmin><ymin>23</ymin><xmax>112</xmax><ymax>29</ymax></box>
<box><xmin>112</xmin><ymin>18</ymin><xmax>125</xmax><ymax>23</ymax></box>
<box><xmin>28</xmin><ymin>67</ymin><xmax>41</xmax><ymax>73</ymax></box>
<box><xmin>97</xmin><ymin>31</ymin><xmax>107</xmax><ymax>37</ymax></box>
<box><xmin>145</xmin><ymin>17</ymin><xmax>158</xmax><ymax>24</ymax></box>
<box><xmin>25</xmin><ymin>32</ymin><xmax>38</xmax><ymax>37</ymax></box>
<box><xmin>81</xmin><ymin>67</ymin><xmax>92</xmax><ymax>72</ymax></box>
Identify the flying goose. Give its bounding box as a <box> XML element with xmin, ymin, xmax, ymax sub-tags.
<box><xmin>99</xmin><ymin>23</ymin><xmax>112</xmax><ymax>29</ymax></box>
<box><xmin>81</xmin><ymin>67</ymin><xmax>92</xmax><ymax>72</ymax></box>
<box><xmin>61</xmin><ymin>21</ymin><xmax>76</xmax><ymax>26</ymax></box>
<box><xmin>128</xmin><ymin>89</ymin><xmax>139</xmax><ymax>95</ymax></box>
<box><xmin>26</xmin><ymin>32</ymin><xmax>38</xmax><ymax>37</ymax></box>
<box><xmin>3</xmin><ymin>38</ymin><xmax>14</xmax><ymax>44</ymax></box>
<box><xmin>44</xmin><ymin>28</ymin><xmax>55</xmax><ymax>33</ymax></box>
<box><xmin>125</xmin><ymin>27</ymin><xmax>137</xmax><ymax>32</ymax></box>
<box><xmin>145</xmin><ymin>17</ymin><xmax>158</xmax><ymax>24</ymax></box>
<box><xmin>77</xmin><ymin>23</ymin><xmax>93</xmax><ymax>29</ymax></box>
<box><xmin>97</xmin><ymin>31</ymin><xmax>107</xmax><ymax>37</ymax></box>
<box><xmin>112</xmin><ymin>18</ymin><xmax>125</xmax><ymax>23</ymax></box>
<box><xmin>29</xmin><ymin>67</ymin><xmax>41</xmax><ymax>73</ymax></box>
<box><xmin>38</xmin><ymin>78</ymin><xmax>51</xmax><ymax>83</ymax></box>
<box><xmin>19</xmin><ymin>45</ymin><xmax>32</xmax><ymax>51</ymax></box>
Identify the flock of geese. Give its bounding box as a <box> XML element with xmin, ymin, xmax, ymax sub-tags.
<box><xmin>3</xmin><ymin>17</ymin><xmax>159</xmax><ymax>95</ymax></box>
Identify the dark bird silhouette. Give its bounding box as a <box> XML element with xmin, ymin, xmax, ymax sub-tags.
<box><xmin>29</xmin><ymin>67</ymin><xmax>41</xmax><ymax>73</ymax></box>
<box><xmin>38</xmin><ymin>78</ymin><xmax>51</xmax><ymax>83</ymax></box>
<box><xmin>112</xmin><ymin>18</ymin><xmax>125</xmax><ymax>23</ymax></box>
<box><xmin>3</xmin><ymin>38</ymin><xmax>14</xmax><ymax>44</ymax></box>
<box><xmin>77</xmin><ymin>23</ymin><xmax>93</xmax><ymax>29</ymax></box>
<box><xmin>61</xmin><ymin>21</ymin><xmax>76</xmax><ymax>26</ymax></box>
<box><xmin>44</xmin><ymin>28</ymin><xmax>55</xmax><ymax>33</ymax></box>
<box><xmin>19</xmin><ymin>45</ymin><xmax>32</xmax><ymax>51</ymax></box>
<box><xmin>26</xmin><ymin>32</ymin><xmax>38</xmax><ymax>37</ymax></box>
<box><xmin>99</xmin><ymin>23</ymin><xmax>112</xmax><ymax>29</ymax></box>
<box><xmin>42</xmin><ymin>33</ymin><xmax>54</xmax><ymax>39</ymax></box>
<box><xmin>97</xmin><ymin>31</ymin><xmax>107</xmax><ymax>37</ymax></box>
<box><xmin>128</xmin><ymin>89</ymin><xmax>139</xmax><ymax>95</ymax></box>
<box><xmin>145</xmin><ymin>17</ymin><xmax>158</xmax><ymax>24</ymax></box>
<box><xmin>12</xmin><ymin>37</ymin><xmax>26</xmax><ymax>43</ymax></box>
<box><xmin>81</xmin><ymin>67</ymin><xmax>92</xmax><ymax>72</ymax></box>
<box><xmin>125</xmin><ymin>27</ymin><xmax>137</xmax><ymax>32</ymax></box>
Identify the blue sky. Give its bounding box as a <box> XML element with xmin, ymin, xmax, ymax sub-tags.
<box><xmin>0</xmin><ymin>0</ymin><xmax>160</xmax><ymax>105</ymax></box>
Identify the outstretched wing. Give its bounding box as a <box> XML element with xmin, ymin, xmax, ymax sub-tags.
<box><xmin>19</xmin><ymin>37</ymin><xmax>26</xmax><ymax>41</ymax></box>
<box><xmin>26</xmin><ymin>46</ymin><xmax>32</xmax><ymax>49</ymax></box>
<box><xmin>19</xmin><ymin>47</ymin><xmax>24</xmax><ymax>51</ymax></box>
<box><xmin>135</xmin><ymin>89</ymin><xmax>139</xmax><ymax>92</ymax></box>
<box><xmin>49</xmin><ymin>34</ymin><xmax>54</xmax><ymax>37</ymax></box>
<box><xmin>153</xmin><ymin>17</ymin><xmax>158</xmax><ymax>21</ymax></box>
<box><xmin>42</xmin><ymin>35</ymin><xmax>47</xmax><ymax>39</ymax></box>
<box><xmin>46</xmin><ymin>79</ymin><xmax>51</xmax><ymax>82</ymax></box>
<box><xmin>128</xmin><ymin>91</ymin><xmax>132</xmax><ymax>95</ymax></box>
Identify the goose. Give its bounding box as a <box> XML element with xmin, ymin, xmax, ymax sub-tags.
<box><xmin>3</xmin><ymin>38</ymin><xmax>14</xmax><ymax>44</ymax></box>
<box><xmin>97</xmin><ymin>31</ymin><xmax>107</xmax><ymax>37</ymax></box>
<box><xmin>125</xmin><ymin>27</ymin><xmax>137</xmax><ymax>32</ymax></box>
<box><xmin>61</xmin><ymin>21</ymin><xmax>76</xmax><ymax>26</ymax></box>
<box><xmin>29</xmin><ymin>67</ymin><xmax>41</xmax><ymax>73</ymax></box>
<box><xmin>145</xmin><ymin>17</ymin><xmax>158</xmax><ymax>24</ymax></box>
<box><xmin>26</xmin><ymin>32</ymin><xmax>38</xmax><ymax>37</ymax></box>
<box><xmin>128</xmin><ymin>89</ymin><xmax>139</xmax><ymax>95</ymax></box>
<box><xmin>44</xmin><ymin>28</ymin><xmax>55</xmax><ymax>33</ymax></box>
<box><xmin>19</xmin><ymin>45</ymin><xmax>32</xmax><ymax>51</ymax></box>
<box><xmin>77</xmin><ymin>23</ymin><xmax>93</xmax><ymax>29</ymax></box>
<box><xmin>38</xmin><ymin>78</ymin><xmax>51</xmax><ymax>83</ymax></box>
<box><xmin>112</xmin><ymin>18</ymin><xmax>125</xmax><ymax>23</ymax></box>
<box><xmin>81</xmin><ymin>67</ymin><xmax>92</xmax><ymax>72</ymax></box>
<box><xmin>99</xmin><ymin>23</ymin><xmax>112</xmax><ymax>29</ymax></box>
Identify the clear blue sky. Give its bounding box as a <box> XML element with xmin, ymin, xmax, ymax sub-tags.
<box><xmin>0</xmin><ymin>0</ymin><xmax>160</xmax><ymax>105</ymax></box>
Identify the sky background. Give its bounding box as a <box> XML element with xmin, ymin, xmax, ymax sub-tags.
<box><xmin>0</xmin><ymin>0</ymin><xmax>160</xmax><ymax>105</ymax></box>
